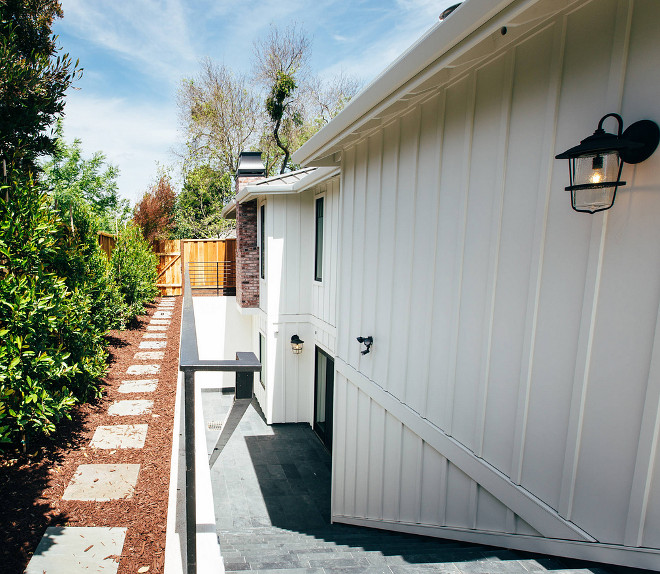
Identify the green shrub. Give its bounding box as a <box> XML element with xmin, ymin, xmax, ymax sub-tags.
<box><xmin>0</xmin><ymin>174</ymin><xmax>84</xmax><ymax>445</ymax></box>
<box><xmin>111</xmin><ymin>222</ymin><xmax>159</xmax><ymax>321</ymax></box>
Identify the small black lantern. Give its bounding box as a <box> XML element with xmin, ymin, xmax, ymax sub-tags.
<box><xmin>356</xmin><ymin>336</ymin><xmax>373</xmax><ymax>355</ymax></box>
<box><xmin>290</xmin><ymin>334</ymin><xmax>304</xmax><ymax>354</ymax></box>
<box><xmin>555</xmin><ymin>113</ymin><xmax>659</xmax><ymax>213</ymax></box>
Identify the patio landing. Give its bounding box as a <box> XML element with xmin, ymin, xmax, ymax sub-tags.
<box><xmin>202</xmin><ymin>389</ymin><xmax>632</xmax><ymax>574</ymax></box>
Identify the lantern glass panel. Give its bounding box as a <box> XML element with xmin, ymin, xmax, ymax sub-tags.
<box><xmin>574</xmin><ymin>151</ymin><xmax>620</xmax><ymax>187</ymax></box>
<box><xmin>572</xmin><ymin>186</ymin><xmax>616</xmax><ymax>212</ymax></box>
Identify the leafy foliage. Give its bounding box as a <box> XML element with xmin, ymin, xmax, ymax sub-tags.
<box><xmin>0</xmin><ymin>172</ymin><xmax>108</xmax><ymax>446</ymax></box>
<box><xmin>174</xmin><ymin>165</ymin><xmax>235</xmax><ymax>238</ymax></box>
<box><xmin>178</xmin><ymin>59</ymin><xmax>260</xmax><ymax>175</ymax></box>
<box><xmin>178</xmin><ymin>24</ymin><xmax>361</xmax><ymax>179</ymax></box>
<box><xmin>41</xmin><ymin>123</ymin><xmax>130</xmax><ymax>234</ymax></box>
<box><xmin>0</xmin><ymin>0</ymin><xmax>81</xmax><ymax>171</ymax></box>
<box><xmin>133</xmin><ymin>173</ymin><xmax>176</xmax><ymax>244</ymax></box>
<box><xmin>110</xmin><ymin>222</ymin><xmax>158</xmax><ymax>318</ymax></box>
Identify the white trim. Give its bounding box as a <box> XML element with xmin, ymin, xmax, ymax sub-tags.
<box><xmin>335</xmin><ymin>357</ymin><xmax>595</xmax><ymax>542</ymax></box>
<box><xmin>314</xmin><ymin>192</ymin><xmax>326</xmax><ymax>285</ymax></box>
<box><xmin>238</xmin><ymin>168</ymin><xmax>340</xmax><ymax>204</ymax></box>
<box><xmin>332</xmin><ymin>516</ymin><xmax>660</xmax><ymax>571</ymax></box>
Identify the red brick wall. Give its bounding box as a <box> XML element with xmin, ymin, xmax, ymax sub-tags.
<box><xmin>235</xmin><ymin>176</ymin><xmax>262</xmax><ymax>308</ymax></box>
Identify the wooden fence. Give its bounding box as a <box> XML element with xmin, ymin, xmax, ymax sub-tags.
<box><xmin>98</xmin><ymin>231</ymin><xmax>116</xmax><ymax>258</ymax></box>
<box><xmin>153</xmin><ymin>238</ymin><xmax>236</xmax><ymax>296</ymax></box>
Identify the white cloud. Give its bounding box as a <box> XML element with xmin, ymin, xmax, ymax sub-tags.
<box><xmin>60</xmin><ymin>0</ymin><xmax>198</xmax><ymax>85</ymax></box>
<box><xmin>61</xmin><ymin>92</ymin><xmax>179</xmax><ymax>205</ymax></box>
<box><xmin>319</xmin><ymin>0</ymin><xmax>454</xmax><ymax>82</ymax></box>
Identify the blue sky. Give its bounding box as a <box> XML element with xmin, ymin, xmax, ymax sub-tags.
<box><xmin>54</xmin><ymin>0</ymin><xmax>456</xmax><ymax>205</ymax></box>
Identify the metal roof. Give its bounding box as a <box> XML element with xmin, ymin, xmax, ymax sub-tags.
<box><xmin>221</xmin><ymin>167</ymin><xmax>340</xmax><ymax>219</ymax></box>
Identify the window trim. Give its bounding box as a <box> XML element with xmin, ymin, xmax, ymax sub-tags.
<box><xmin>260</xmin><ymin>202</ymin><xmax>265</xmax><ymax>280</ymax></box>
<box><xmin>258</xmin><ymin>332</ymin><xmax>265</xmax><ymax>388</ymax></box>
<box><xmin>314</xmin><ymin>195</ymin><xmax>324</xmax><ymax>283</ymax></box>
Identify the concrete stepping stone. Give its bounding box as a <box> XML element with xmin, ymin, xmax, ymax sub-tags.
<box><xmin>118</xmin><ymin>379</ymin><xmax>158</xmax><ymax>393</ymax></box>
<box><xmin>147</xmin><ymin>325</ymin><xmax>168</xmax><ymax>331</ymax></box>
<box><xmin>108</xmin><ymin>400</ymin><xmax>153</xmax><ymax>416</ymax></box>
<box><xmin>150</xmin><ymin>319</ymin><xmax>170</xmax><ymax>325</ymax></box>
<box><xmin>25</xmin><ymin>526</ymin><xmax>126</xmax><ymax>574</ymax></box>
<box><xmin>134</xmin><ymin>351</ymin><xmax>164</xmax><ymax>360</ymax></box>
<box><xmin>143</xmin><ymin>332</ymin><xmax>167</xmax><ymax>339</ymax></box>
<box><xmin>90</xmin><ymin>424</ymin><xmax>148</xmax><ymax>449</ymax></box>
<box><xmin>153</xmin><ymin>310</ymin><xmax>172</xmax><ymax>319</ymax></box>
<box><xmin>63</xmin><ymin>464</ymin><xmax>140</xmax><ymax>501</ymax></box>
<box><xmin>139</xmin><ymin>340</ymin><xmax>167</xmax><ymax>349</ymax></box>
<box><xmin>127</xmin><ymin>364</ymin><xmax>160</xmax><ymax>375</ymax></box>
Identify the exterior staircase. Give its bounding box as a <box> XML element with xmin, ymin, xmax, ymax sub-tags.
<box><xmin>203</xmin><ymin>390</ymin><xmax>637</xmax><ymax>574</ymax></box>
<box><xmin>219</xmin><ymin>523</ymin><xmax>525</xmax><ymax>574</ymax></box>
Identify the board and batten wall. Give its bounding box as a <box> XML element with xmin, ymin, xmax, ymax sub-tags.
<box><xmin>331</xmin><ymin>0</ymin><xmax>660</xmax><ymax>567</ymax></box>
<box><xmin>254</xmin><ymin>176</ymin><xmax>340</xmax><ymax>424</ymax></box>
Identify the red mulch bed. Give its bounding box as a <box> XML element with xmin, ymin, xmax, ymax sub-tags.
<box><xmin>0</xmin><ymin>296</ymin><xmax>182</xmax><ymax>574</ymax></box>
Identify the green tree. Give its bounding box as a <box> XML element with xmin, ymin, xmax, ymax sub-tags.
<box><xmin>0</xmin><ymin>170</ymin><xmax>111</xmax><ymax>446</ymax></box>
<box><xmin>42</xmin><ymin>122</ymin><xmax>130</xmax><ymax>234</ymax></box>
<box><xmin>110</xmin><ymin>222</ymin><xmax>158</xmax><ymax>318</ymax></box>
<box><xmin>178</xmin><ymin>59</ymin><xmax>261</xmax><ymax>174</ymax></box>
<box><xmin>0</xmin><ymin>0</ymin><xmax>81</xmax><ymax>172</ymax></box>
<box><xmin>174</xmin><ymin>165</ymin><xmax>234</xmax><ymax>238</ymax></box>
<box><xmin>254</xmin><ymin>24</ymin><xmax>310</xmax><ymax>174</ymax></box>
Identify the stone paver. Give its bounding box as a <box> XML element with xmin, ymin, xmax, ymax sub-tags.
<box><xmin>147</xmin><ymin>325</ymin><xmax>168</xmax><ymax>331</ymax></box>
<box><xmin>90</xmin><ymin>424</ymin><xmax>148</xmax><ymax>449</ymax></box>
<box><xmin>139</xmin><ymin>340</ymin><xmax>167</xmax><ymax>349</ymax></box>
<box><xmin>108</xmin><ymin>399</ymin><xmax>153</xmax><ymax>416</ymax></box>
<box><xmin>126</xmin><ymin>364</ymin><xmax>160</xmax><ymax>375</ymax></box>
<box><xmin>149</xmin><ymin>319</ymin><xmax>170</xmax><ymax>325</ymax></box>
<box><xmin>134</xmin><ymin>350</ymin><xmax>165</xmax><ymax>360</ymax></box>
<box><xmin>153</xmin><ymin>310</ymin><xmax>172</xmax><ymax>319</ymax></box>
<box><xmin>63</xmin><ymin>464</ymin><xmax>140</xmax><ymax>501</ymax></box>
<box><xmin>25</xmin><ymin>526</ymin><xmax>126</xmax><ymax>574</ymax></box>
<box><xmin>143</xmin><ymin>332</ymin><xmax>167</xmax><ymax>339</ymax></box>
<box><xmin>118</xmin><ymin>379</ymin><xmax>158</xmax><ymax>393</ymax></box>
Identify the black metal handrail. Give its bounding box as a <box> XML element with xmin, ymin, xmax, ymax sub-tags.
<box><xmin>188</xmin><ymin>260</ymin><xmax>236</xmax><ymax>295</ymax></box>
<box><xmin>179</xmin><ymin>264</ymin><xmax>260</xmax><ymax>574</ymax></box>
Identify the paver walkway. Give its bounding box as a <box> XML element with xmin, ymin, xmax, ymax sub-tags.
<box><xmin>25</xmin><ymin>297</ymin><xmax>177</xmax><ymax>574</ymax></box>
<box><xmin>203</xmin><ymin>390</ymin><xmax>643</xmax><ymax>574</ymax></box>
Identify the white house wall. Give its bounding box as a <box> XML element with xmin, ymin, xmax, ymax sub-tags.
<box><xmin>257</xmin><ymin>177</ymin><xmax>340</xmax><ymax>424</ymax></box>
<box><xmin>332</xmin><ymin>0</ymin><xmax>660</xmax><ymax>566</ymax></box>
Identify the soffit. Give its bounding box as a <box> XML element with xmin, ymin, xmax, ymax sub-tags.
<box><xmin>293</xmin><ymin>0</ymin><xmax>582</xmax><ymax>167</ymax></box>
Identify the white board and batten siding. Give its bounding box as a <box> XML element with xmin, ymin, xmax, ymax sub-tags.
<box><xmin>256</xmin><ymin>176</ymin><xmax>340</xmax><ymax>424</ymax></box>
<box><xmin>332</xmin><ymin>0</ymin><xmax>660</xmax><ymax>567</ymax></box>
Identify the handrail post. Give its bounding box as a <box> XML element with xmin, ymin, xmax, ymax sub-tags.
<box><xmin>184</xmin><ymin>368</ymin><xmax>196</xmax><ymax>574</ymax></box>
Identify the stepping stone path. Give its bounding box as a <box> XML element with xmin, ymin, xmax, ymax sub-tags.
<box><xmin>26</xmin><ymin>297</ymin><xmax>178</xmax><ymax>573</ymax></box>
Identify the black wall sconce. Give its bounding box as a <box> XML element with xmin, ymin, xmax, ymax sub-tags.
<box><xmin>290</xmin><ymin>334</ymin><xmax>304</xmax><ymax>354</ymax></box>
<box><xmin>555</xmin><ymin>113</ymin><xmax>659</xmax><ymax>213</ymax></box>
<box><xmin>357</xmin><ymin>336</ymin><xmax>373</xmax><ymax>355</ymax></box>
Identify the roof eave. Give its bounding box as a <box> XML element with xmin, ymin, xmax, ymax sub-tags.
<box><xmin>292</xmin><ymin>0</ymin><xmax>540</xmax><ymax>166</ymax></box>
<box><xmin>234</xmin><ymin>167</ymin><xmax>340</xmax><ymax>205</ymax></box>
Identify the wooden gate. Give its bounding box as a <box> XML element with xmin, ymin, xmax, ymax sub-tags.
<box><xmin>154</xmin><ymin>239</ymin><xmax>183</xmax><ymax>296</ymax></box>
<box><xmin>153</xmin><ymin>239</ymin><xmax>236</xmax><ymax>296</ymax></box>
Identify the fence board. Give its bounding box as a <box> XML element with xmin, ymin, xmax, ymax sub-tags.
<box><xmin>97</xmin><ymin>231</ymin><xmax>116</xmax><ymax>259</ymax></box>
<box><xmin>154</xmin><ymin>239</ymin><xmax>236</xmax><ymax>296</ymax></box>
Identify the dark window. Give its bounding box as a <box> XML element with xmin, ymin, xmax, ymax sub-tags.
<box><xmin>260</xmin><ymin>204</ymin><xmax>265</xmax><ymax>280</ymax></box>
<box><xmin>259</xmin><ymin>333</ymin><xmax>265</xmax><ymax>388</ymax></box>
<box><xmin>314</xmin><ymin>196</ymin><xmax>324</xmax><ymax>282</ymax></box>
<box><xmin>314</xmin><ymin>346</ymin><xmax>334</xmax><ymax>451</ymax></box>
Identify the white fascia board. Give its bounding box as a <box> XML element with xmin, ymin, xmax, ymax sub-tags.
<box><xmin>235</xmin><ymin>167</ymin><xmax>340</xmax><ymax>204</ymax></box>
<box><xmin>221</xmin><ymin>199</ymin><xmax>237</xmax><ymax>220</ymax></box>
<box><xmin>292</xmin><ymin>0</ymin><xmax>539</xmax><ymax>166</ymax></box>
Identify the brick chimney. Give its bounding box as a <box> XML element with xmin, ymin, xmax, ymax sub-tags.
<box><xmin>235</xmin><ymin>152</ymin><xmax>266</xmax><ymax>308</ymax></box>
